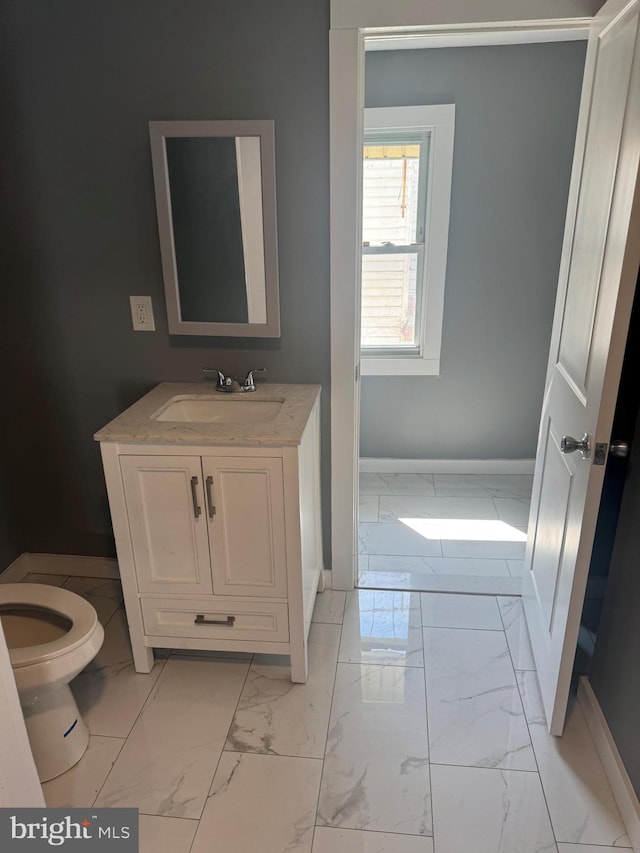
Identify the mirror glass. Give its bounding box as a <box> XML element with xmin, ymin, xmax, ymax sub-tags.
<box><xmin>149</xmin><ymin>120</ymin><xmax>280</xmax><ymax>337</ymax></box>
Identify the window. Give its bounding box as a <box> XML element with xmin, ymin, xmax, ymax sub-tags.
<box><xmin>360</xmin><ymin>105</ymin><xmax>455</xmax><ymax>375</ymax></box>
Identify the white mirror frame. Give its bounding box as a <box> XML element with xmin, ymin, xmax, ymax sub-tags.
<box><xmin>149</xmin><ymin>119</ymin><xmax>280</xmax><ymax>338</ymax></box>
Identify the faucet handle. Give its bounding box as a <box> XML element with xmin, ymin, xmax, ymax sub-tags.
<box><xmin>203</xmin><ymin>368</ymin><xmax>227</xmax><ymax>387</ymax></box>
<box><xmin>242</xmin><ymin>368</ymin><xmax>267</xmax><ymax>391</ymax></box>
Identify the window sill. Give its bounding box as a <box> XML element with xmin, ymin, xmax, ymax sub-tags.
<box><xmin>360</xmin><ymin>357</ymin><xmax>440</xmax><ymax>377</ymax></box>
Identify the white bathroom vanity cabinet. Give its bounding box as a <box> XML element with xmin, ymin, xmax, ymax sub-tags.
<box><xmin>95</xmin><ymin>383</ymin><xmax>323</xmax><ymax>682</ymax></box>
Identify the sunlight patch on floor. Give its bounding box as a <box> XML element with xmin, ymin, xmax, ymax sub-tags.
<box><xmin>399</xmin><ymin>517</ymin><xmax>527</xmax><ymax>542</ymax></box>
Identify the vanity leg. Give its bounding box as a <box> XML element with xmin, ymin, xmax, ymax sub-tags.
<box><xmin>290</xmin><ymin>641</ymin><xmax>309</xmax><ymax>684</ymax></box>
<box><xmin>121</xmin><ymin>603</ymin><xmax>154</xmax><ymax>672</ymax></box>
<box><xmin>132</xmin><ymin>641</ymin><xmax>154</xmax><ymax>673</ymax></box>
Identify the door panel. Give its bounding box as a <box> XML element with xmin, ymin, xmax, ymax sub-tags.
<box><xmin>558</xmin><ymin>10</ymin><xmax>639</xmax><ymax>390</ymax></box>
<box><xmin>120</xmin><ymin>455</ymin><xmax>213</xmax><ymax>595</ymax></box>
<box><xmin>523</xmin><ymin>0</ymin><xmax>640</xmax><ymax>734</ymax></box>
<box><xmin>203</xmin><ymin>457</ymin><xmax>288</xmax><ymax>598</ymax></box>
<box><xmin>532</xmin><ymin>422</ymin><xmax>575</xmax><ymax>633</ymax></box>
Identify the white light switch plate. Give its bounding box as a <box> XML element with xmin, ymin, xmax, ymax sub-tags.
<box><xmin>130</xmin><ymin>296</ymin><xmax>156</xmax><ymax>331</ymax></box>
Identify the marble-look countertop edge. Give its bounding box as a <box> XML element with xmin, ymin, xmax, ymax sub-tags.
<box><xmin>94</xmin><ymin>382</ymin><xmax>321</xmax><ymax>447</ymax></box>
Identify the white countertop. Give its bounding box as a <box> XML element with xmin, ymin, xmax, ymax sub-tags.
<box><xmin>94</xmin><ymin>382</ymin><xmax>321</xmax><ymax>447</ymax></box>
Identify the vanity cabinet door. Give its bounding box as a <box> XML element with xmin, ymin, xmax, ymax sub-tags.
<box><xmin>203</xmin><ymin>457</ymin><xmax>288</xmax><ymax>598</ymax></box>
<box><xmin>120</xmin><ymin>456</ymin><xmax>213</xmax><ymax>595</ymax></box>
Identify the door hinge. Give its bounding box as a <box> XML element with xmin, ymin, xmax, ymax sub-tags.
<box><xmin>355</xmin><ymin>364</ymin><xmax>360</xmax><ymax>382</ymax></box>
<box><xmin>593</xmin><ymin>442</ymin><xmax>608</xmax><ymax>465</ymax></box>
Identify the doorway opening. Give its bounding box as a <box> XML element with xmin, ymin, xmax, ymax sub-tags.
<box><xmin>356</xmin><ymin>37</ymin><xmax>587</xmax><ymax>598</ymax></box>
<box><xmin>331</xmin><ymin>0</ymin><xmax>640</xmax><ymax>734</ymax></box>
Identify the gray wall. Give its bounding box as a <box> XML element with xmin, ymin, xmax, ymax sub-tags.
<box><xmin>0</xmin><ymin>452</ymin><xmax>22</xmax><ymax>570</ymax></box>
<box><xmin>589</xmin><ymin>399</ymin><xmax>640</xmax><ymax>798</ymax></box>
<box><xmin>0</xmin><ymin>1</ymin><xmax>330</xmax><ymax>561</ymax></box>
<box><xmin>361</xmin><ymin>42</ymin><xmax>586</xmax><ymax>460</ymax></box>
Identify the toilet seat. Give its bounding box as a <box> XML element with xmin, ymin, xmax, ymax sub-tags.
<box><xmin>0</xmin><ymin>584</ymin><xmax>100</xmax><ymax>669</ymax></box>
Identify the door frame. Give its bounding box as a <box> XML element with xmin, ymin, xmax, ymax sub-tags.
<box><xmin>329</xmin><ymin>0</ymin><xmax>599</xmax><ymax>591</ymax></box>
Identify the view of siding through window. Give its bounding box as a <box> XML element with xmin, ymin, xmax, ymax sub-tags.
<box><xmin>361</xmin><ymin>144</ymin><xmax>421</xmax><ymax>348</ymax></box>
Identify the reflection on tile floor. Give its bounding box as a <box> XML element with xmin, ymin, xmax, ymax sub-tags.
<box><xmin>359</xmin><ymin>472</ymin><xmax>532</xmax><ymax>595</ymax></box>
<box><xmin>13</xmin><ymin>572</ymin><xmax>630</xmax><ymax>852</ymax></box>
<box><xmin>339</xmin><ymin>590</ymin><xmax>424</xmax><ymax>667</ymax></box>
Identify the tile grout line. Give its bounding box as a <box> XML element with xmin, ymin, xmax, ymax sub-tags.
<box><xmin>191</xmin><ymin>651</ymin><xmax>256</xmax><ymax>826</ymax></box>
<box><xmin>420</xmin><ymin>621</ymin><xmax>514</xmax><ymax>634</ymax></box>
<box><xmin>312</xmin><ymin>824</ymin><xmax>435</xmax><ymax>838</ymax></box>
<box><xmin>84</xmin><ymin>732</ymin><xmax>126</xmax><ymax>741</ymax></box>
<box><xmin>139</xmin><ymin>812</ymin><xmax>200</xmax><ymax>822</ymax></box>
<box><xmin>60</xmin><ymin>573</ymin><xmax>124</xmax><ymax>631</ymax></box>
<box><xmin>99</xmin><ymin>601</ymin><xmax>124</xmax><ymax>631</ymax></box>
<box><xmin>311</xmin><ymin>589</ymin><xmax>346</xmax><ymax>846</ymax></box>
<box><xmin>322</xmin><ymin>591</ymin><xmax>431</xmax><ymax>841</ymax></box>
<box><xmin>360</xmin><ymin>576</ymin><xmax>520</xmax><ymax>597</ymax></box>
<box><xmin>500</xmin><ymin>603</ymin><xmax>560</xmax><ymax>850</ymax></box>
<box><xmin>90</xmin><ymin>648</ymin><xmax>169</xmax><ymax>809</ymax></box>
<box><xmin>363</xmin><ymin>553</ymin><xmax>524</xmax><ymax>563</ymax></box>
<box><xmin>513</xmin><ymin>673</ymin><xmax>560</xmax><ymax>850</ymax></box>
<box><xmin>181</xmin><ymin>655</ymin><xmax>256</xmax><ymax>853</ymax></box>
<box><xmin>422</xmin><ymin>607</ymin><xmax>436</xmax><ymax>850</ymax></box>
<box><xmin>89</xmin><ymin>735</ymin><xmax>127</xmax><ymax>809</ymax></box>
<box><xmin>428</xmin><ymin>761</ymin><xmax>539</xmax><ymax>774</ymax></box>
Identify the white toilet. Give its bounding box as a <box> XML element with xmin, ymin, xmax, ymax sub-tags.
<box><xmin>0</xmin><ymin>583</ymin><xmax>104</xmax><ymax>782</ymax></box>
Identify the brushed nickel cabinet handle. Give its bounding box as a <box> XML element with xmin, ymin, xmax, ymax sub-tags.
<box><xmin>205</xmin><ymin>475</ymin><xmax>216</xmax><ymax>519</ymax></box>
<box><xmin>194</xmin><ymin>614</ymin><xmax>235</xmax><ymax>626</ymax></box>
<box><xmin>190</xmin><ymin>476</ymin><xmax>202</xmax><ymax>518</ymax></box>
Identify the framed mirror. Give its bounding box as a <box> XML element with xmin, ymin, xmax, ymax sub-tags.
<box><xmin>149</xmin><ymin>120</ymin><xmax>280</xmax><ymax>337</ymax></box>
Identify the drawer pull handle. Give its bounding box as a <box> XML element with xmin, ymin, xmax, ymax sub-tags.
<box><xmin>205</xmin><ymin>475</ymin><xmax>216</xmax><ymax>519</ymax></box>
<box><xmin>190</xmin><ymin>476</ymin><xmax>202</xmax><ymax>518</ymax></box>
<box><xmin>194</xmin><ymin>614</ymin><xmax>236</xmax><ymax>627</ymax></box>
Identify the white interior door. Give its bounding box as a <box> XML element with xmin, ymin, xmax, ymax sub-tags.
<box><xmin>523</xmin><ymin>0</ymin><xmax>640</xmax><ymax>735</ymax></box>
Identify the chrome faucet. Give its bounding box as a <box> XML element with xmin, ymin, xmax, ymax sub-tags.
<box><xmin>203</xmin><ymin>368</ymin><xmax>239</xmax><ymax>392</ymax></box>
<box><xmin>241</xmin><ymin>368</ymin><xmax>267</xmax><ymax>392</ymax></box>
<box><xmin>203</xmin><ymin>367</ymin><xmax>267</xmax><ymax>393</ymax></box>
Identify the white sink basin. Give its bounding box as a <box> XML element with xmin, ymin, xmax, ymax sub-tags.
<box><xmin>154</xmin><ymin>396</ymin><xmax>284</xmax><ymax>424</ymax></box>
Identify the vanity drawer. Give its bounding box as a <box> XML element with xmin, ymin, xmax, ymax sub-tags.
<box><xmin>140</xmin><ymin>597</ymin><xmax>289</xmax><ymax>642</ymax></box>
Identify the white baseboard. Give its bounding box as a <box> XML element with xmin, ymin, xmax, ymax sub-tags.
<box><xmin>1</xmin><ymin>552</ymin><xmax>120</xmax><ymax>583</ymax></box>
<box><xmin>359</xmin><ymin>457</ymin><xmax>536</xmax><ymax>475</ymax></box>
<box><xmin>578</xmin><ymin>677</ymin><xmax>640</xmax><ymax>852</ymax></box>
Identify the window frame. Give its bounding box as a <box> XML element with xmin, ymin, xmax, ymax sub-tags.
<box><xmin>361</xmin><ymin>130</ymin><xmax>429</xmax><ymax>355</ymax></box>
<box><xmin>360</xmin><ymin>104</ymin><xmax>455</xmax><ymax>376</ymax></box>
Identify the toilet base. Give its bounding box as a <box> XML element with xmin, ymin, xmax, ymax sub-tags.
<box><xmin>21</xmin><ymin>683</ymin><xmax>89</xmax><ymax>783</ymax></box>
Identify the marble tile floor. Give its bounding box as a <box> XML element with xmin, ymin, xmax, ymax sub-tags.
<box><xmin>359</xmin><ymin>473</ymin><xmax>532</xmax><ymax>595</ymax></box>
<box><xmin>20</xmin><ymin>573</ymin><xmax>631</xmax><ymax>853</ymax></box>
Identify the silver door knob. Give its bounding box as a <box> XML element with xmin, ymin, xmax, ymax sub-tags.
<box><xmin>561</xmin><ymin>433</ymin><xmax>591</xmax><ymax>459</ymax></box>
<box><xmin>609</xmin><ymin>440</ymin><xmax>630</xmax><ymax>458</ymax></box>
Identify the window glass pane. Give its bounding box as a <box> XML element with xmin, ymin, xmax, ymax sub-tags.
<box><xmin>361</xmin><ymin>252</ymin><xmax>418</xmax><ymax>348</ymax></box>
<box><xmin>362</xmin><ymin>144</ymin><xmax>421</xmax><ymax>246</ymax></box>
